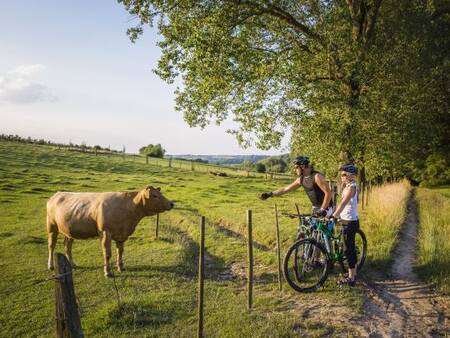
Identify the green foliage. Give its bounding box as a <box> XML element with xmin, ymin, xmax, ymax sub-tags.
<box><xmin>258</xmin><ymin>156</ymin><xmax>288</xmax><ymax>173</ymax></box>
<box><xmin>419</xmin><ymin>153</ymin><xmax>450</xmax><ymax>187</ymax></box>
<box><xmin>239</xmin><ymin>159</ymin><xmax>254</xmax><ymax>170</ymax></box>
<box><xmin>255</xmin><ymin>162</ymin><xmax>266</xmax><ymax>173</ymax></box>
<box><xmin>139</xmin><ymin>143</ymin><xmax>166</xmax><ymax>158</ymax></box>
<box><xmin>119</xmin><ymin>0</ymin><xmax>449</xmax><ymax>181</ymax></box>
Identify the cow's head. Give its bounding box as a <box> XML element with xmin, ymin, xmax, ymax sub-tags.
<box><xmin>141</xmin><ymin>185</ymin><xmax>174</xmax><ymax>215</ymax></box>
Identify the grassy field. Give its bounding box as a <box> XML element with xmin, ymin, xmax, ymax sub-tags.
<box><xmin>415</xmin><ymin>188</ymin><xmax>450</xmax><ymax>294</ymax></box>
<box><xmin>0</xmin><ymin>141</ymin><xmax>365</xmax><ymax>337</ymax></box>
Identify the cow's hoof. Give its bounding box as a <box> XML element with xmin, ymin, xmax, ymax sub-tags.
<box><xmin>48</xmin><ymin>265</ymin><xmax>54</xmax><ymax>271</ymax></box>
<box><xmin>117</xmin><ymin>265</ymin><xmax>125</xmax><ymax>273</ymax></box>
<box><xmin>104</xmin><ymin>271</ymin><xmax>114</xmax><ymax>278</ymax></box>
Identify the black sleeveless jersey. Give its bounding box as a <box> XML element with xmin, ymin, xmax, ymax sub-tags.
<box><xmin>300</xmin><ymin>171</ymin><xmax>332</xmax><ymax>208</ymax></box>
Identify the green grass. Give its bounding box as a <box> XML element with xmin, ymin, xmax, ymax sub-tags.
<box><xmin>415</xmin><ymin>188</ymin><xmax>450</xmax><ymax>294</ymax></box>
<box><xmin>0</xmin><ymin>141</ymin><xmax>362</xmax><ymax>337</ymax></box>
<box><xmin>430</xmin><ymin>185</ymin><xmax>450</xmax><ymax>198</ymax></box>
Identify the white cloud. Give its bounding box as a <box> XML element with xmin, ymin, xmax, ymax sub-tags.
<box><xmin>0</xmin><ymin>64</ymin><xmax>56</xmax><ymax>104</ymax></box>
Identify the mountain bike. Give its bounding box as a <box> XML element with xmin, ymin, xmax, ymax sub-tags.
<box><xmin>283</xmin><ymin>212</ymin><xmax>367</xmax><ymax>292</ymax></box>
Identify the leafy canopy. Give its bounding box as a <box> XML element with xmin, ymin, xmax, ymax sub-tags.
<box><xmin>120</xmin><ymin>0</ymin><xmax>449</xmax><ymax>180</ymax></box>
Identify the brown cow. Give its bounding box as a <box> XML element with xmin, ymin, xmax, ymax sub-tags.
<box><xmin>46</xmin><ymin>185</ymin><xmax>174</xmax><ymax>277</ymax></box>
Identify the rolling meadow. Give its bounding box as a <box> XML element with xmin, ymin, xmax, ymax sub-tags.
<box><xmin>0</xmin><ymin>140</ymin><xmax>448</xmax><ymax>337</ymax></box>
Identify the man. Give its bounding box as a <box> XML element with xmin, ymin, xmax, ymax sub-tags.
<box><xmin>259</xmin><ymin>156</ymin><xmax>333</xmax><ymax>216</ymax></box>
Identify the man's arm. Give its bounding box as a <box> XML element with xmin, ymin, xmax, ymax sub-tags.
<box><xmin>272</xmin><ymin>178</ymin><xmax>302</xmax><ymax>197</ymax></box>
<box><xmin>314</xmin><ymin>174</ymin><xmax>332</xmax><ymax>209</ymax></box>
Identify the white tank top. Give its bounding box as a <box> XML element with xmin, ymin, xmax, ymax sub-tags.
<box><xmin>340</xmin><ymin>182</ymin><xmax>358</xmax><ymax>221</ymax></box>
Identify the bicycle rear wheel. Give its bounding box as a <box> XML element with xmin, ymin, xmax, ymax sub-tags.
<box><xmin>283</xmin><ymin>238</ymin><xmax>330</xmax><ymax>292</ymax></box>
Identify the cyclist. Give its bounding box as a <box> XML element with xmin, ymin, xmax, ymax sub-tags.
<box><xmin>259</xmin><ymin>156</ymin><xmax>333</xmax><ymax>217</ymax></box>
<box><xmin>331</xmin><ymin>163</ymin><xmax>359</xmax><ymax>287</ymax></box>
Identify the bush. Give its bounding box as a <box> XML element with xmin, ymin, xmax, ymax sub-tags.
<box><xmin>255</xmin><ymin>162</ymin><xmax>266</xmax><ymax>173</ymax></box>
<box><xmin>139</xmin><ymin>144</ymin><xmax>165</xmax><ymax>158</ymax></box>
<box><xmin>259</xmin><ymin>158</ymin><xmax>287</xmax><ymax>173</ymax></box>
<box><xmin>420</xmin><ymin>153</ymin><xmax>450</xmax><ymax>187</ymax></box>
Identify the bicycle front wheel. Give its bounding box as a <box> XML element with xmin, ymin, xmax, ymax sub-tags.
<box><xmin>283</xmin><ymin>238</ymin><xmax>330</xmax><ymax>292</ymax></box>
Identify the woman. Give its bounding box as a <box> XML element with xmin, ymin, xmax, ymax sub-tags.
<box><xmin>332</xmin><ymin>163</ymin><xmax>359</xmax><ymax>287</ymax></box>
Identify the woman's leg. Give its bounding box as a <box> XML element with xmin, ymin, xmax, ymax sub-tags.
<box><xmin>344</xmin><ymin>220</ymin><xmax>359</xmax><ymax>281</ymax></box>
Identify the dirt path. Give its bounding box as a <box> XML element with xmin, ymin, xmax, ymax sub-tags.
<box><xmin>356</xmin><ymin>194</ymin><xmax>450</xmax><ymax>337</ymax></box>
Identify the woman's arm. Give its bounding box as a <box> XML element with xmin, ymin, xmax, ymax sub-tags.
<box><xmin>333</xmin><ymin>185</ymin><xmax>356</xmax><ymax>218</ymax></box>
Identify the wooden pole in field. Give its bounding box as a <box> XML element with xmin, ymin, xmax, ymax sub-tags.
<box><xmin>247</xmin><ymin>210</ymin><xmax>253</xmax><ymax>310</ymax></box>
<box><xmin>274</xmin><ymin>204</ymin><xmax>282</xmax><ymax>291</ymax></box>
<box><xmin>155</xmin><ymin>213</ymin><xmax>160</xmax><ymax>239</ymax></box>
<box><xmin>197</xmin><ymin>216</ymin><xmax>206</xmax><ymax>338</ymax></box>
<box><xmin>54</xmin><ymin>253</ymin><xmax>84</xmax><ymax>338</ymax></box>
<box><xmin>146</xmin><ymin>155</ymin><xmax>149</xmax><ymax>164</ymax></box>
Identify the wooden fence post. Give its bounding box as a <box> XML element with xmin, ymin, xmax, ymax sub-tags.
<box><xmin>247</xmin><ymin>210</ymin><xmax>253</xmax><ymax>310</ymax></box>
<box><xmin>361</xmin><ymin>181</ymin><xmax>365</xmax><ymax>210</ymax></box>
<box><xmin>274</xmin><ymin>204</ymin><xmax>282</xmax><ymax>291</ymax></box>
<box><xmin>197</xmin><ymin>216</ymin><xmax>205</xmax><ymax>338</ymax></box>
<box><xmin>54</xmin><ymin>253</ymin><xmax>84</xmax><ymax>338</ymax></box>
<box><xmin>155</xmin><ymin>213</ymin><xmax>160</xmax><ymax>239</ymax></box>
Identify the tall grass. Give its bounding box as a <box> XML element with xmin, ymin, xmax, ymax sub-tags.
<box><xmin>416</xmin><ymin>189</ymin><xmax>450</xmax><ymax>294</ymax></box>
<box><xmin>360</xmin><ymin>180</ymin><xmax>411</xmax><ymax>268</ymax></box>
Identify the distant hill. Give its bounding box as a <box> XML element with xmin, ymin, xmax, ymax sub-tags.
<box><xmin>167</xmin><ymin>154</ymin><xmax>270</xmax><ymax>165</ymax></box>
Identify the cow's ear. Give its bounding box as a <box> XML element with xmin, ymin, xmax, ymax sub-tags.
<box><xmin>156</xmin><ymin>187</ymin><xmax>161</xmax><ymax>191</ymax></box>
<box><xmin>145</xmin><ymin>185</ymin><xmax>153</xmax><ymax>190</ymax></box>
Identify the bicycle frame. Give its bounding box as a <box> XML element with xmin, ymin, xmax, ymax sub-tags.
<box><xmin>297</xmin><ymin>217</ymin><xmax>345</xmax><ymax>264</ymax></box>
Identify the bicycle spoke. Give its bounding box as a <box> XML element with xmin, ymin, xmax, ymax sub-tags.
<box><xmin>284</xmin><ymin>239</ymin><xmax>330</xmax><ymax>292</ymax></box>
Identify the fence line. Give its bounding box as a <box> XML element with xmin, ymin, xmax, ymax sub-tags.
<box><xmin>144</xmin><ymin>156</ymin><xmax>293</xmax><ymax>180</ymax></box>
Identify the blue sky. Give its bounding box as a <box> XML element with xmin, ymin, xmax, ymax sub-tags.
<box><xmin>0</xmin><ymin>0</ymin><xmax>289</xmax><ymax>155</ymax></box>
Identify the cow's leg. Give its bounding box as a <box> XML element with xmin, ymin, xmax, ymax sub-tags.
<box><xmin>47</xmin><ymin>216</ymin><xmax>58</xmax><ymax>270</ymax></box>
<box><xmin>115</xmin><ymin>241</ymin><xmax>125</xmax><ymax>272</ymax></box>
<box><xmin>101</xmin><ymin>230</ymin><xmax>113</xmax><ymax>277</ymax></box>
<box><xmin>63</xmin><ymin>237</ymin><xmax>76</xmax><ymax>268</ymax></box>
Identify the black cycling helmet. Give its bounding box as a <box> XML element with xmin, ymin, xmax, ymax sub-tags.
<box><xmin>292</xmin><ymin>156</ymin><xmax>310</xmax><ymax>166</ymax></box>
<box><xmin>340</xmin><ymin>163</ymin><xmax>358</xmax><ymax>175</ymax></box>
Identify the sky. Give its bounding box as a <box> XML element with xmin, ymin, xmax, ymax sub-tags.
<box><xmin>0</xmin><ymin>0</ymin><xmax>289</xmax><ymax>155</ymax></box>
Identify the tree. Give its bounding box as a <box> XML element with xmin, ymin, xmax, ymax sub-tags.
<box><xmin>139</xmin><ymin>144</ymin><xmax>166</xmax><ymax>158</ymax></box>
<box><xmin>259</xmin><ymin>157</ymin><xmax>287</xmax><ymax>173</ymax></box>
<box><xmin>255</xmin><ymin>162</ymin><xmax>266</xmax><ymax>173</ymax></box>
<box><xmin>120</xmin><ymin>0</ymin><xmax>449</xmax><ymax>179</ymax></box>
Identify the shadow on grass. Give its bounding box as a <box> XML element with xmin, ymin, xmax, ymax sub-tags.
<box><xmin>106</xmin><ymin>301</ymin><xmax>176</xmax><ymax>331</ymax></box>
<box><xmin>22</xmin><ymin>236</ymin><xmax>46</xmax><ymax>245</ymax></box>
<box><xmin>415</xmin><ymin>261</ymin><xmax>450</xmax><ymax>295</ymax></box>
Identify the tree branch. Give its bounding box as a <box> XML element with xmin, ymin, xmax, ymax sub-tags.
<box><xmin>229</xmin><ymin>0</ymin><xmax>325</xmax><ymax>47</ymax></box>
